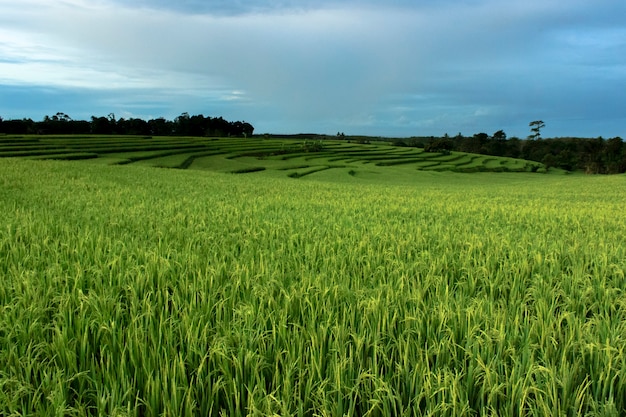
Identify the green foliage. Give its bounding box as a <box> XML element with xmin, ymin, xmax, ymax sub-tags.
<box><xmin>1</xmin><ymin>159</ymin><xmax>626</xmax><ymax>415</ymax></box>
<box><xmin>300</xmin><ymin>140</ymin><xmax>324</xmax><ymax>152</ymax></box>
<box><xmin>393</xmin><ymin>131</ymin><xmax>626</xmax><ymax>174</ymax></box>
<box><xmin>424</xmin><ymin>138</ymin><xmax>453</xmax><ymax>154</ymax></box>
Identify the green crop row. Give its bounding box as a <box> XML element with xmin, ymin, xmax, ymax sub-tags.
<box><xmin>0</xmin><ymin>136</ymin><xmax>551</xmax><ymax>177</ymax></box>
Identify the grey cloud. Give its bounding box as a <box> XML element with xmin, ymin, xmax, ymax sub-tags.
<box><xmin>1</xmin><ymin>0</ymin><xmax>625</xmax><ymax>137</ymax></box>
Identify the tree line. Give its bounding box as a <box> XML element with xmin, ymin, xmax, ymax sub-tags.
<box><xmin>0</xmin><ymin>112</ymin><xmax>254</xmax><ymax>137</ymax></box>
<box><xmin>395</xmin><ymin>131</ymin><xmax>626</xmax><ymax>174</ymax></box>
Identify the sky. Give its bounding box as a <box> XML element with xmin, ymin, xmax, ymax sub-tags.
<box><xmin>0</xmin><ymin>0</ymin><xmax>625</xmax><ymax>138</ymax></box>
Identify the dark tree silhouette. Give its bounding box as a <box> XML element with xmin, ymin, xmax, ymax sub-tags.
<box><xmin>529</xmin><ymin>120</ymin><xmax>545</xmax><ymax>140</ymax></box>
<box><xmin>0</xmin><ymin>113</ymin><xmax>254</xmax><ymax>138</ymax></box>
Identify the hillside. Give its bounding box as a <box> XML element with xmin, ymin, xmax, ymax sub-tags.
<box><xmin>0</xmin><ymin>135</ymin><xmax>552</xmax><ymax>179</ymax></box>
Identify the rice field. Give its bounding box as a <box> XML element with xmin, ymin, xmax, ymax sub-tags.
<box><xmin>0</xmin><ymin>135</ymin><xmax>547</xmax><ymax>177</ymax></box>
<box><xmin>1</xmin><ymin>155</ymin><xmax>625</xmax><ymax>416</ymax></box>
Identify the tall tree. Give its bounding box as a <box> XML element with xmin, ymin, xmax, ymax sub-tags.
<box><xmin>529</xmin><ymin>120</ymin><xmax>545</xmax><ymax>140</ymax></box>
<box><xmin>91</xmin><ymin>116</ymin><xmax>113</xmax><ymax>134</ymax></box>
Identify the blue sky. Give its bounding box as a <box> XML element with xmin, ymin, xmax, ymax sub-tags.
<box><xmin>1</xmin><ymin>0</ymin><xmax>625</xmax><ymax>138</ymax></box>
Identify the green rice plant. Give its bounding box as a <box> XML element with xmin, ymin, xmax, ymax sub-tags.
<box><xmin>29</xmin><ymin>152</ymin><xmax>99</xmax><ymax>161</ymax></box>
<box><xmin>375</xmin><ymin>158</ymin><xmax>432</xmax><ymax>167</ymax></box>
<box><xmin>1</xmin><ymin>157</ymin><xmax>624</xmax><ymax>416</ymax></box>
<box><xmin>287</xmin><ymin>165</ymin><xmax>332</xmax><ymax>178</ymax></box>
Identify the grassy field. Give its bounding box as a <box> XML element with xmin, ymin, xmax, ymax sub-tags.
<box><xmin>1</xmin><ymin>149</ymin><xmax>625</xmax><ymax>415</ymax></box>
<box><xmin>0</xmin><ymin>135</ymin><xmax>550</xmax><ymax>177</ymax></box>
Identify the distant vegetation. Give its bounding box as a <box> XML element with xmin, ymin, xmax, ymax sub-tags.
<box><xmin>1</xmin><ymin>114</ymin><xmax>624</xmax><ymax>173</ymax></box>
<box><xmin>393</xmin><ymin>132</ymin><xmax>626</xmax><ymax>174</ymax></box>
<box><xmin>0</xmin><ymin>135</ymin><xmax>548</xmax><ymax>177</ymax></box>
<box><xmin>0</xmin><ymin>112</ymin><xmax>254</xmax><ymax>137</ymax></box>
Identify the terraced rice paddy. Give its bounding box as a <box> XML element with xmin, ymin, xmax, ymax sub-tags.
<box><xmin>0</xmin><ymin>135</ymin><xmax>545</xmax><ymax>178</ymax></box>
<box><xmin>1</xmin><ymin>152</ymin><xmax>625</xmax><ymax>416</ymax></box>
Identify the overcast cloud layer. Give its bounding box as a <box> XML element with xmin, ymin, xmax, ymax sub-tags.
<box><xmin>1</xmin><ymin>0</ymin><xmax>625</xmax><ymax>137</ymax></box>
